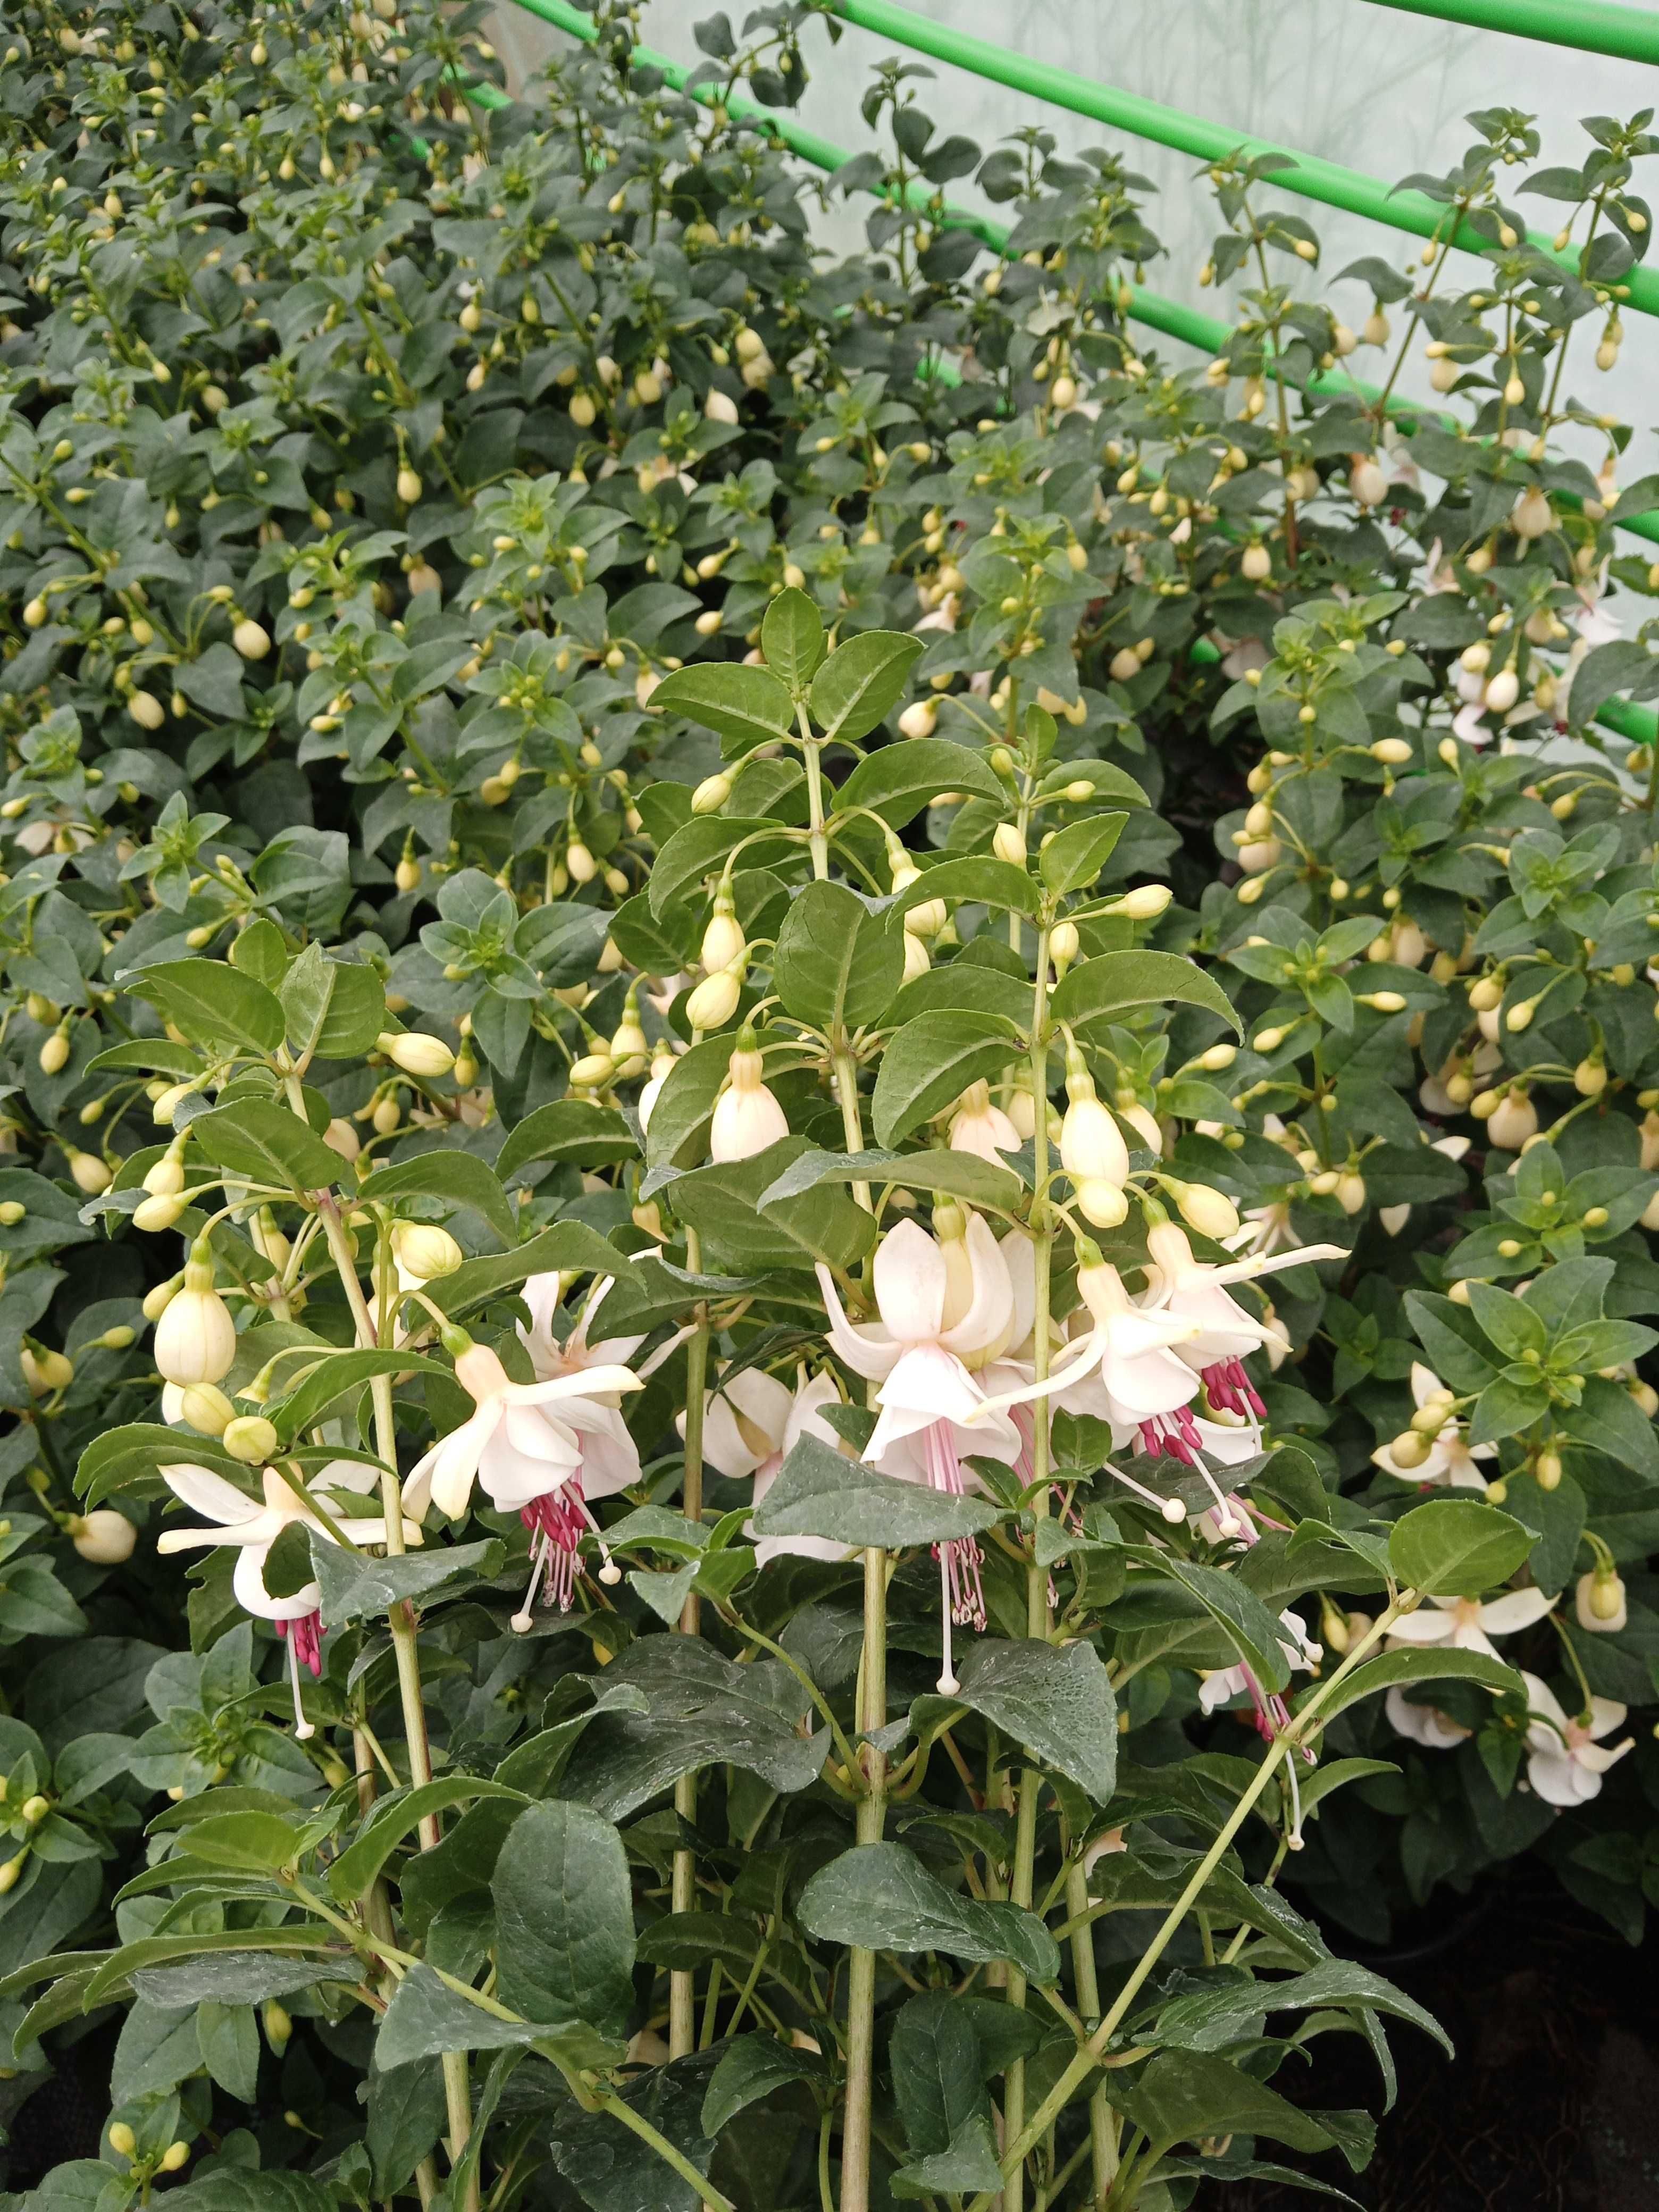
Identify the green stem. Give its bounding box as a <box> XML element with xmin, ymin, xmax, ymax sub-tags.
<box><xmin>671</xmin><ymin>1224</ymin><xmax>709</xmax><ymax>2059</ymax></box>
<box><xmin>966</xmin><ymin>1599</ymin><xmax>1406</xmax><ymax>2210</ymax></box>
<box><xmin>839</xmin><ymin>1543</ymin><xmax>889</xmax><ymax>2212</ymax></box>
<box><xmin>799</xmin><ymin>701</ymin><xmax>831</xmax><ymax>882</ymax></box>
<box><xmin>1065</xmin><ymin>1857</ymin><xmax>1116</xmax><ymax>2203</ymax></box>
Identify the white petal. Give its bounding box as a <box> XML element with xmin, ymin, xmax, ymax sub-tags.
<box><xmin>1587</xmin><ymin>1694</ymin><xmax>1629</xmax><ymax>1740</ymax></box>
<box><xmin>814</xmin><ymin>1262</ymin><xmax>901</xmax><ymax>1381</ymax></box>
<box><xmin>1384</xmin><ymin>1612</ymin><xmax>1456</xmax><ymax>1646</ymax></box>
<box><xmin>1477</xmin><ymin>1588</ymin><xmax>1555</xmax><ymax>1636</ymax></box>
<box><xmin>939</xmin><ymin>1213</ymin><xmax>1014</xmax><ymax>1361</ymax></box>
<box><xmin>1526</xmin><ymin>1744</ymin><xmax>1594</xmax><ymax>1806</ymax></box>
<box><xmin>874</xmin><ymin>1219</ymin><xmax>948</xmax><ymax>1344</ymax></box>
<box><xmin>1520</xmin><ymin>1670</ymin><xmax>1568</xmax><ymax>1730</ymax></box>
<box><xmin>233</xmin><ymin>1541</ymin><xmax>317</xmax><ymax>1622</ymax></box>
<box><xmin>161</xmin><ymin>1462</ymin><xmax>264</xmax><ymax>1527</ymax></box>
<box><xmin>510</xmin><ymin>1365</ymin><xmax>642</xmax><ymax>1406</ymax></box>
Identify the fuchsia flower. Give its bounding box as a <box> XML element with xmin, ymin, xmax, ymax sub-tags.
<box><xmin>1521</xmin><ymin>1673</ymin><xmax>1632</xmax><ymax>1806</ymax></box>
<box><xmin>157</xmin><ymin>1460</ymin><xmax>414</xmax><ymax>1736</ymax></box>
<box><xmin>694</xmin><ymin>1365</ymin><xmax>852</xmax><ymax>1565</ymax></box>
<box><xmin>816</xmin><ymin>1214</ymin><xmax>1025</xmax><ymax>1692</ymax></box>
<box><xmin>404</xmin><ymin>1339</ymin><xmax>642</xmax><ymax>1629</ymax></box>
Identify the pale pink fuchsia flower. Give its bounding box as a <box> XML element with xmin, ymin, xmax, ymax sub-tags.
<box><xmin>1370</xmin><ymin>1363</ymin><xmax>1493</xmax><ymax>1490</ymax></box>
<box><xmin>1521</xmin><ymin>1672</ymin><xmax>1632</xmax><ymax>1806</ymax></box>
<box><xmin>694</xmin><ymin>1365</ymin><xmax>852</xmax><ymax>1566</ymax></box>
<box><xmin>1384</xmin><ymin>1686</ymin><xmax>1471</xmax><ymax>1749</ymax></box>
<box><xmin>816</xmin><ymin>1213</ymin><xmax>1025</xmax><ymax>1690</ymax></box>
<box><xmin>1200</xmin><ymin>1608</ymin><xmax>1322</xmax><ymax>1838</ymax></box>
<box><xmin>1385</xmin><ymin>1586</ymin><xmax>1554</xmax><ymax>1661</ymax></box>
<box><xmin>1144</xmin><ymin>1221</ymin><xmax>1343</xmax><ymax>1421</ymax></box>
<box><xmin>403</xmin><ymin>1340</ymin><xmax>642</xmax><ymax>1628</ymax></box>
<box><xmin>157</xmin><ymin>1460</ymin><xmax>412</xmax><ymax>1735</ymax></box>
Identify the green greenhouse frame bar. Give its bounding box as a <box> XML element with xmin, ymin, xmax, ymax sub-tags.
<box><xmin>488</xmin><ymin>0</ymin><xmax>1659</xmax><ymax>743</ymax></box>
<box><xmin>1359</xmin><ymin>0</ymin><xmax>1659</xmax><ymax>65</ymax></box>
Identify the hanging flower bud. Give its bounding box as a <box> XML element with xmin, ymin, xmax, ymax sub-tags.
<box><xmin>901</xmin><ymin>933</ymin><xmax>932</xmax><ymax>983</ymax></box>
<box><xmin>65</xmin><ymin>1148</ymin><xmax>111</xmax><ymax>1195</ymax></box>
<box><xmin>1485</xmin><ymin>1091</ymin><xmax>1538</xmax><ymax>1151</ymax></box>
<box><xmin>377</xmin><ymin>1030</ymin><xmax>455</xmax><ymax>1079</ymax></box>
<box><xmin>947</xmin><ymin>1080</ymin><xmax>1020</xmax><ymax>1164</ymax></box>
<box><xmin>609</xmin><ymin>989</ymin><xmax>649</xmax><ymax>1077</ymax></box>
<box><xmin>710</xmin><ymin>1027</ymin><xmax>789</xmax><ymax>1162</ymax></box>
<box><xmin>700</xmin><ymin>887</ymin><xmax>745</xmax><ymax>974</ymax></box>
<box><xmin>68</xmin><ymin>1510</ymin><xmax>136</xmax><ymax>1565</ymax></box>
<box><xmin>638</xmin><ymin>1046</ymin><xmax>678</xmax><ymax>1133</ymax></box>
<box><xmin>1576</xmin><ymin>1566</ymin><xmax>1628</xmax><ymax>1634</ymax></box>
<box><xmin>685</xmin><ymin>962</ymin><xmax>743</xmax><ymax>1033</ymax></box>
<box><xmin>232</xmin><ymin>617</ymin><xmax>271</xmax><ymax>661</ymax></box>
<box><xmin>144</xmin><ymin>1142</ymin><xmax>187</xmax><ymax>1197</ymax></box>
<box><xmin>222</xmin><ymin>1414</ymin><xmax>279</xmax><ymax>1464</ymax></box>
<box><xmin>391</xmin><ymin>1221</ymin><xmax>465</xmax><ymax>1280</ymax></box>
<box><xmin>20</xmin><ymin>1346</ymin><xmax>73</xmax><ymax>1396</ymax></box>
<box><xmin>691</xmin><ymin>772</ymin><xmax>732</xmax><ymax>815</ymax></box>
<box><xmin>1350</xmin><ymin>456</ymin><xmax>1388</xmax><ymax>507</ymax></box>
<box><xmin>1060</xmin><ymin>1046</ymin><xmax>1130</xmax><ymax>1226</ymax></box>
<box><xmin>153</xmin><ymin>1245</ymin><xmax>238</xmax><ymax>1386</ymax></box>
<box><xmin>1511</xmin><ymin>486</ymin><xmax>1553</xmax><ymax>540</ymax></box>
<box><xmin>1172</xmin><ymin>1181</ymin><xmax>1240</xmax><ymax>1241</ymax></box>
<box><xmin>179</xmin><ymin>1381</ymin><xmax>237</xmax><ymax>1435</ymax></box>
<box><xmin>992</xmin><ymin>823</ymin><xmax>1027</xmax><ymax>868</ymax></box>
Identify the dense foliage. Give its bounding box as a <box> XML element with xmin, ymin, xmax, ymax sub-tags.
<box><xmin>0</xmin><ymin>0</ymin><xmax>1657</xmax><ymax>2206</ymax></box>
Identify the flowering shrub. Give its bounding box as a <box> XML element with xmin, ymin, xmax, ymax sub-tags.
<box><xmin>0</xmin><ymin>0</ymin><xmax>1657</xmax><ymax>2205</ymax></box>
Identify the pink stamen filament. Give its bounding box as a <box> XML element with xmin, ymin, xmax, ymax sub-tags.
<box><xmin>512</xmin><ymin>1476</ymin><xmax>619</xmax><ymax>1631</ymax></box>
<box><xmin>921</xmin><ymin>1420</ymin><xmax>986</xmax><ymax>1693</ymax></box>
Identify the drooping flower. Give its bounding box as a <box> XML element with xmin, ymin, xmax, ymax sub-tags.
<box><xmin>1521</xmin><ymin>1672</ymin><xmax>1632</xmax><ymax>1806</ymax></box>
<box><xmin>1142</xmin><ymin>1219</ymin><xmax>1343</xmax><ymax>1421</ymax></box>
<box><xmin>1384</xmin><ymin>1586</ymin><xmax>1554</xmax><ymax>1660</ymax></box>
<box><xmin>403</xmin><ymin>1336</ymin><xmax>643</xmax><ymax>1628</ymax></box>
<box><xmin>816</xmin><ymin>1210</ymin><xmax>1024</xmax><ymax>1691</ymax></box>
<box><xmin>156</xmin><ymin>1460</ymin><xmax>411</xmax><ymax>1736</ymax></box>
<box><xmin>695</xmin><ymin>1364</ymin><xmax>852</xmax><ymax>1565</ymax></box>
<box><xmin>1370</xmin><ymin>1362</ymin><xmax>1494</xmax><ymax>1490</ymax></box>
<box><xmin>1384</xmin><ymin>1686</ymin><xmax>1471</xmax><ymax>1750</ymax></box>
<box><xmin>1198</xmin><ymin>1607</ymin><xmax>1322</xmax><ymax>1728</ymax></box>
<box><xmin>709</xmin><ymin>1027</ymin><xmax>790</xmax><ymax>1162</ymax></box>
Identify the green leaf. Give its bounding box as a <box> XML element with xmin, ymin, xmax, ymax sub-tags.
<box><xmin>170</xmin><ymin>1810</ymin><xmax>304</xmax><ymax>1872</ymax></box>
<box><xmin>701</xmin><ymin>2034</ymin><xmax>825</xmax><ymax>2137</ymax></box>
<box><xmin>809</xmin><ymin>630</ymin><xmax>925</xmax><ymax>744</ymax></box>
<box><xmin>834</xmin><ymin>738</ymin><xmax>1007</xmax><ymax>828</ymax></box>
<box><xmin>1038</xmin><ymin>813</ymin><xmax>1128</xmax><ymax>896</ymax></box>
<box><xmin>280</xmin><ymin>943</ymin><xmax>386</xmax><ymax>1060</ymax></box>
<box><xmin>1389</xmin><ymin>1499</ymin><xmax>1534</xmax><ymax>1597</ymax></box>
<box><xmin>673</xmin><ymin>1138</ymin><xmax>877</xmax><ymax>1276</ymax></box>
<box><xmin>648</xmin><ymin>814</ymin><xmax>801</xmax><ymax>916</ymax></box>
<box><xmin>758</xmin><ymin>1145</ymin><xmax>1023</xmax><ymax>1217</ymax></box>
<box><xmin>1050</xmin><ymin>949</ymin><xmax>1242</xmax><ymax>1036</ymax></box>
<box><xmin>750</xmin><ymin>1432</ymin><xmax>998</xmax><ymax>1547</ymax></box>
<box><xmin>797</xmin><ymin>1842</ymin><xmax>1059</xmax><ymax>1981</ymax></box>
<box><xmin>312</xmin><ymin>1535</ymin><xmax>505</xmax><ymax>1624</ymax></box>
<box><xmin>1147</xmin><ymin>1557</ymin><xmax>1297</xmax><ymax>1692</ymax></box>
<box><xmin>911</xmin><ymin>1638</ymin><xmax>1117</xmax><ymax>1799</ymax></box>
<box><xmin>356</xmin><ymin>1149</ymin><xmax>516</xmax><ymax>1244</ymax></box>
<box><xmin>187</xmin><ymin>1099</ymin><xmax>346</xmax><ymax>1193</ymax></box>
<box><xmin>889</xmin><ymin>1989</ymin><xmax>986</xmax><ymax>2157</ymax></box>
<box><xmin>376</xmin><ymin>1962</ymin><xmax>547</xmax><ymax>2071</ymax></box>
<box><xmin>1115</xmin><ymin>2048</ymin><xmax>1346</xmax><ymax>2157</ymax></box>
<box><xmin>651</xmin><ymin>663</ymin><xmax>795</xmax><ymax>755</ymax></box>
<box><xmin>269</xmin><ymin>1346</ymin><xmax>448</xmax><ymax>1442</ymax></box>
<box><xmin>125</xmin><ymin>960</ymin><xmax>285</xmax><ymax>1055</ymax></box>
<box><xmin>149</xmin><ymin>2172</ymin><xmax>338</xmax><ymax>2212</ymax></box>
<box><xmin>330</xmin><ymin>1778</ymin><xmax>529</xmax><ymax>1904</ymax></box>
<box><xmin>892</xmin><ymin>2116</ymin><xmax>1004</xmax><ymax>2200</ymax></box>
<box><xmin>549</xmin><ymin>2051</ymin><xmax>720</xmax><ymax>2212</ymax></box>
<box><xmin>497</xmin><ymin>1100</ymin><xmax>638</xmax><ymax>1182</ymax></box>
<box><xmin>427</xmin><ymin>1219</ymin><xmax>633</xmax><ymax>1318</ymax></box>
<box><xmin>887</xmin><ymin>855</ymin><xmax>1040</xmax><ymax>925</ymax></box>
<box><xmin>492</xmin><ymin>1801</ymin><xmax>638</xmax><ymax>2040</ymax></box>
<box><xmin>773</xmin><ymin>879</ymin><xmax>905</xmax><ymax>1034</ymax></box>
<box><xmin>133</xmin><ymin>1950</ymin><xmax>361</xmax><ymax>2008</ymax></box>
<box><xmin>871</xmin><ymin>1011</ymin><xmax>1023</xmax><ymax>1147</ymax></box>
<box><xmin>760</xmin><ymin>586</ymin><xmax>825</xmax><ymax>690</ymax></box>
<box><xmin>1310</xmin><ymin>1644</ymin><xmax>1523</xmax><ymax>1724</ymax></box>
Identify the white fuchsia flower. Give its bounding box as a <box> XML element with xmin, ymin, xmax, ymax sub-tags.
<box><xmin>1384</xmin><ymin>1686</ymin><xmax>1471</xmax><ymax>1750</ymax></box>
<box><xmin>1200</xmin><ymin>1607</ymin><xmax>1322</xmax><ymax>1836</ymax></box>
<box><xmin>156</xmin><ymin>1459</ymin><xmax>410</xmax><ymax>1735</ymax></box>
<box><xmin>1385</xmin><ymin>1586</ymin><xmax>1554</xmax><ymax>1660</ymax></box>
<box><xmin>709</xmin><ymin>1027</ymin><xmax>790</xmax><ymax>1162</ymax></box>
<box><xmin>695</xmin><ymin>1364</ymin><xmax>852</xmax><ymax>1565</ymax></box>
<box><xmin>1143</xmin><ymin>1219</ymin><xmax>1343</xmax><ymax>1422</ymax></box>
<box><xmin>1370</xmin><ymin>1362</ymin><xmax>1493</xmax><ymax>1490</ymax></box>
<box><xmin>1521</xmin><ymin>1672</ymin><xmax>1632</xmax><ymax>1806</ymax></box>
<box><xmin>816</xmin><ymin>1210</ymin><xmax>1024</xmax><ymax>1691</ymax></box>
<box><xmin>403</xmin><ymin>1336</ymin><xmax>642</xmax><ymax>1628</ymax></box>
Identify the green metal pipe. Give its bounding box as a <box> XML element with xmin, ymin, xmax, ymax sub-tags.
<box><xmin>825</xmin><ymin>0</ymin><xmax>1659</xmax><ymax>318</ymax></box>
<box><xmin>1357</xmin><ymin>0</ymin><xmax>1659</xmax><ymax>66</ymax></box>
<box><xmin>480</xmin><ymin>0</ymin><xmax>1659</xmax><ymax>740</ymax></box>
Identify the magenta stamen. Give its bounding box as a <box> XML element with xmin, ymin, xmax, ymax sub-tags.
<box><xmin>518</xmin><ymin>1477</ymin><xmax>589</xmax><ymax>1620</ymax></box>
<box><xmin>276</xmin><ymin>1610</ymin><xmax>324</xmax><ymax>1678</ymax></box>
